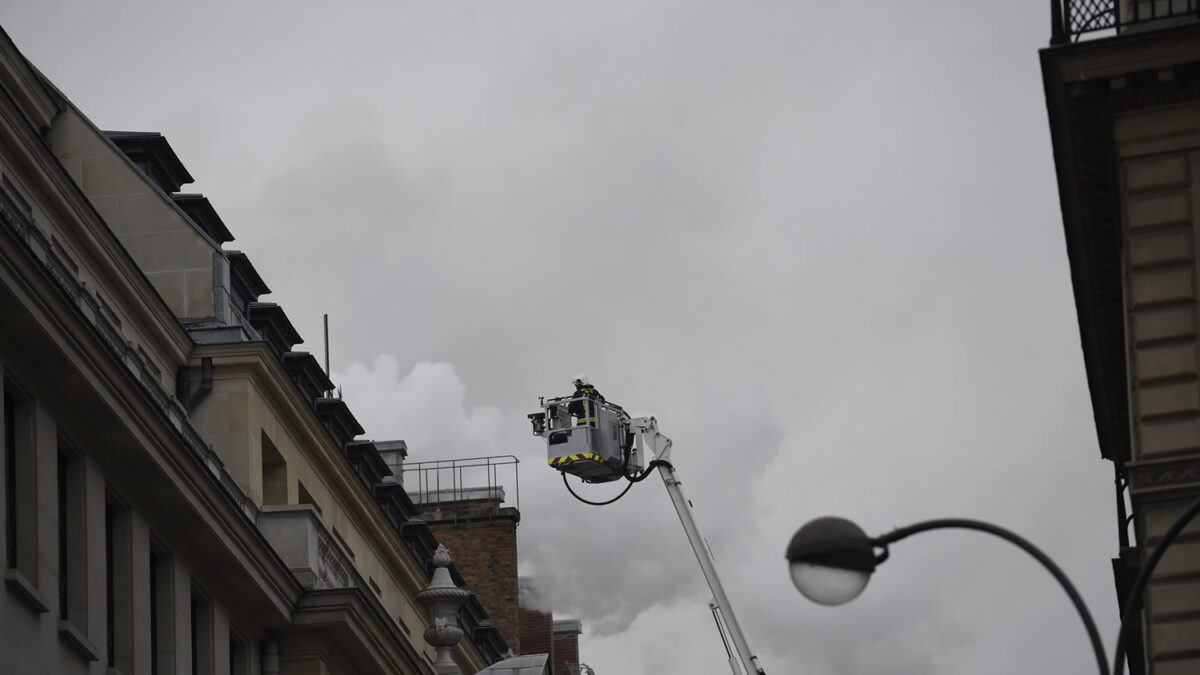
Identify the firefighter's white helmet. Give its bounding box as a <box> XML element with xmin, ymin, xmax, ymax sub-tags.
<box><xmin>574</xmin><ymin>373</ymin><xmax>589</xmax><ymax>386</ymax></box>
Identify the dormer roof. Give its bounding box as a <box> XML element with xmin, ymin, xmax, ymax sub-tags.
<box><xmin>103</xmin><ymin>130</ymin><xmax>193</xmax><ymax>193</ymax></box>
<box><xmin>282</xmin><ymin>351</ymin><xmax>334</xmax><ymax>403</ymax></box>
<box><xmin>227</xmin><ymin>251</ymin><xmax>271</xmax><ymax>315</ymax></box>
<box><xmin>173</xmin><ymin>194</ymin><xmax>233</xmax><ymax>244</ymax></box>
<box><xmin>314</xmin><ymin>396</ymin><xmax>365</xmax><ymax>448</ymax></box>
<box><xmin>247</xmin><ymin>302</ymin><xmax>301</xmax><ymax>356</ymax></box>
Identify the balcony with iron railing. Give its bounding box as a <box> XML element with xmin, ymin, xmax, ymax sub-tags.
<box><xmin>1052</xmin><ymin>0</ymin><xmax>1199</xmax><ymax>44</ymax></box>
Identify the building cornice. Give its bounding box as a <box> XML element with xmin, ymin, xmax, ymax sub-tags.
<box><xmin>285</xmin><ymin>587</ymin><xmax>436</xmax><ymax>675</ymax></box>
<box><xmin>1043</xmin><ymin>22</ymin><xmax>1200</xmax><ymax>83</ymax></box>
<box><xmin>0</xmin><ymin>200</ymin><xmax>302</xmax><ymax>633</ymax></box>
<box><xmin>1040</xmin><ymin>24</ymin><xmax>1200</xmax><ymax>464</ymax></box>
<box><xmin>0</xmin><ymin>29</ymin><xmax>59</xmax><ymax>133</ymax></box>
<box><xmin>0</xmin><ymin>94</ymin><xmax>193</xmax><ymax>367</ymax></box>
<box><xmin>1127</xmin><ymin>456</ymin><xmax>1200</xmax><ymax>498</ymax></box>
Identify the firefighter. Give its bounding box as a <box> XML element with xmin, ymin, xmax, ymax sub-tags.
<box><xmin>569</xmin><ymin>374</ymin><xmax>604</xmax><ymax>426</ymax></box>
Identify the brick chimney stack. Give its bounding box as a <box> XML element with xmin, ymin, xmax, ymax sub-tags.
<box><xmin>552</xmin><ymin>619</ymin><xmax>582</xmax><ymax>675</ymax></box>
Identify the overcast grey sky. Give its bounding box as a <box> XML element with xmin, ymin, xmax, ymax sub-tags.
<box><xmin>4</xmin><ymin>3</ymin><xmax>1121</xmax><ymax>674</ymax></box>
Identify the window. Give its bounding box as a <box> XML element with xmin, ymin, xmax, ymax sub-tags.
<box><xmin>6</xmin><ymin>393</ymin><xmax>17</xmax><ymax>570</ymax></box>
<box><xmin>54</xmin><ymin>444</ymin><xmax>97</xmax><ymax>660</ymax></box>
<box><xmin>297</xmin><ymin>480</ymin><xmax>321</xmax><ymax>514</ymax></box>
<box><xmin>105</xmin><ymin>495</ymin><xmax>132</xmax><ymax>671</ymax></box>
<box><xmin>3</xmin><ymin>390</ymin><xmax>36</xmax><ymax>578</ymax></box>
<box><xmin>57</xmin><ymin>451</ymin><xmax>68</xmax><ymax>619</ymax></box>
<box><xmin>56</xmin><ymin>446</ymin><xmax>89</xmax><ymax>628</ymax></box>
<box><xmin>191</xmin><ymin>590</ymin><xmax>213</xmax><ymax>675</ymax></box>
<box><xmin>150</xmin><ymin>551</ymin><xmax>160</xmax><ymax>675</ymax></box>
<box><xmin>149</xmin><ymin>547</ymin><xmax>174</xmax><ymax>675</ymax></box>
<box><xmin>4</xmin><ymin>387</ymin><xmax>47</xmax><ymax>614</ymax></box>
<box><xmin>190</xmin><ymin>596</ymin><xmax>197</xmax><ymax>675</ymax></box>
<box><xmin>105</xmin><ymin>500</ymin><xmax>115</xmax><ymax>668</ymax></box>
<box><xmin>261</xmin><ymin>433</ymin><xmax>286</xmax><ymax>506</ymax></box>
<box><xmin>228</xmin><ymin>628</ymin><xmax>248</xmax><ymax>675</ymax></box>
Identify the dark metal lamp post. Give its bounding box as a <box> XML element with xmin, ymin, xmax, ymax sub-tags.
<box><xmin>786</xmin><ymin>497</ymin><xmax>1200</xmax><ymax>675</ymax></box>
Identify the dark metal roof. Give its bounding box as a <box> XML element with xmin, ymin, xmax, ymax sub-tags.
<box><xmin>282</xmin><ymin>351</ymin><xmax>333</xmax><ymax>403</ymax></box>
<box><xmin>227</xmin><ymin>250</ymin><xmax>271</xmax><ymax>311</ymax></box>
<box><xmin>314</xmin><ymin>396</ymin><xmax>365</xmax><ymax>448</ymax></box>
<box><xmin>344</xmin><ymin>440</ymin><xmax>391</xmax><ymax>489</ymax></box>
<box><xmin>103</xmin><ymin>130</ymin><xmax>193</xmax><ymax>193</ymax></box>
<box><xmin>173</xmin><ymin>194</ymin><xmax>234</xmax><ymax>244</ymax></box>
<box><xmin>247</xmin><ymin>302</ymin><xmax>301</xmax><ymax>355</ymax></box>
<box><xmin>373</xmin><ymin>479</ymin><xmax>418</xmax><ymax>528</ymax></box>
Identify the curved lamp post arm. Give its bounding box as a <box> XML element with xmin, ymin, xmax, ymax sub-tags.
<box><xmin>873</xmin><ymin>519</ymin><xmax>1109</xmax><ymax>675</ymax></box>
<box><xmin>1113</xmin><ymin>496</ymin><xmax>1200</xmax><ymax>675</ymax></box>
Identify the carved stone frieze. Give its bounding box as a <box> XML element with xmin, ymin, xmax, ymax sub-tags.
<box><xmin>1129</xmin><ymin>457</ymin><xmax>1200</xmax><ymax>495</ymax></box>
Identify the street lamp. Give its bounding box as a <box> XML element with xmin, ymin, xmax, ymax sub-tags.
<box><xmin>786</xmin><ymin>497</ymin><xmax>1200</xmax><ymax>675</ymax></box>
<box><xmin>785</xmin><ymin>517</ymin><xmax>877</xmax><ymax>606</ymax></box>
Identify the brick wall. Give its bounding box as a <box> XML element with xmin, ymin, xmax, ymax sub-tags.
<box><xmin>552</xmin><ymin>629</ymin><xmax>580</xmax><ymax>675</ymax></box>
<box><xmin>519</xmin><ymin>606</ymin><xmax>554</xmax><ymax>661</ymax></box>
<box><xmin>425</xmin><ymin>504</ymin><xmax>521</xmax><ymax>654</ymax></box>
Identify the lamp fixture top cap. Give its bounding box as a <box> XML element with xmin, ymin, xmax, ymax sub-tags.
<box><xmin>786</xmin><ymin>516</ymin><xmax>877</xmax><ymax>573</ymax></box>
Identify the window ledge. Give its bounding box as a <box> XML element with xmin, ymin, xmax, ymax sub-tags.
<box><xmin>57</xmin><ymin>619</ymin><xmax>100</xmax><ymax>662</ymax></box>
<box><xmin>4</xmin><ymin>567</ymin><xmax>49</xmax><ymax>613</ymax></box>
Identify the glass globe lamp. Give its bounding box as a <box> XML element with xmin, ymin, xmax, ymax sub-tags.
<box><xmin>786</xmin><ymin>516</ymin><xmax>877</xmax><ymax>606</ymax></box>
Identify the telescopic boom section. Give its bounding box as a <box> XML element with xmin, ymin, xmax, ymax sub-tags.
<box><xmin>630</xmin><ymin>417</ymin><xmax>766</xmax><ymax>675</ymax></box>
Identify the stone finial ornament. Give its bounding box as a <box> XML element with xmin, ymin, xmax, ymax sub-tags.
<box><xmin>416</xmin><ymin>544</ymin><xmax>472</xmax><ymax>675</ymax></box>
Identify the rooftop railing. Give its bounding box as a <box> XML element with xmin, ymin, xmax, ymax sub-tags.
<box><xmin>1052</xmin><ymin>0</ymin><xmax>1198</xmax><ymax>44</ymax></box>
<box><xmin>404</xmin><ymin>454</ymin><xmax>520</xmax><ymax>512</ymax></box>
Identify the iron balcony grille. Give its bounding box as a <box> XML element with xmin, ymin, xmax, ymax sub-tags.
<box><xmin>1052</xmin><ymin>0</ymin><xmax>1198</xmax><ymax>44</ymax></box>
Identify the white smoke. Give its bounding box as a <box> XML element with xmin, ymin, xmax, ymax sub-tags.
<box><xmin>335</xmin><ymin>356</ymin><xmax>503</xmax><ymax>459</ymax></box>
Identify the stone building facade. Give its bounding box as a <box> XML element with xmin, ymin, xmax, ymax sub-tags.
<box><xmin>1042</xmin><ymin>4</ymin><xmax>1200</xmax><ymax>673</ymax></box>
<box><xmin>0</xmin><ymin>26</ymin><xmax>508</xmax><ymax>675</ymax></box>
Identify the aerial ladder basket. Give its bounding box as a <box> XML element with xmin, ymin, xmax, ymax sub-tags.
<box><xmin>529</xmin><ymin>393</ymin><xmax>766</xmax><ymax>675</ymax></box>
<box><xmin>529</xmin><ymin>395</ymin><xmax>640</xmax><ymax>483</ymax></box>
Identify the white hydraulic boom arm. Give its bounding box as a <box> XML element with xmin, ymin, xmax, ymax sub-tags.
<box><xmin>628</xmin><ymin>417</ymin><xmax>766</xmax><ymax>675</ymax></box>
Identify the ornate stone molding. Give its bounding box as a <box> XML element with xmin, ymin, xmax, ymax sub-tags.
<box><xmin>1129</xmin><ymin>457</ymin><xmax>1200</xmax><ymax>495</ymax></box>
<box><xmin>316</xmin><ymin>535</ymin><xmax>352</xmax><ymax>590</ymax></box>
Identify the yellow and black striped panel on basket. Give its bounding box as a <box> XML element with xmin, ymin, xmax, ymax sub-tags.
<box><xmin>548</xmin><ymin>452</ymin><xmax>601</xmax><ymax>466</ymax></box>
